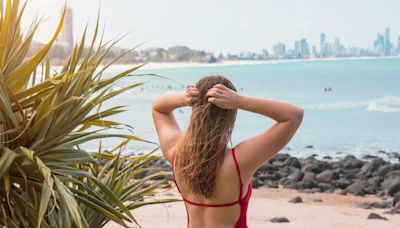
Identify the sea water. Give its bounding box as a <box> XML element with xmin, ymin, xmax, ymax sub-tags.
<box><xmin>84</xmin><ymin>58</ymin><xmax>400</xmax><ymax>161</ymax></box>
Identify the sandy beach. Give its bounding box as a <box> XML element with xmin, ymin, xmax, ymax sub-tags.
<box><xmin>105</xmin><ymin>187</ymin><xmax>399</xmax><ymax>228</ymax></box>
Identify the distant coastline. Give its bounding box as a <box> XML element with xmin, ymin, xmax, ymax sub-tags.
<box><xmin>106</xmin><ymin>55</ymin><xmax>400</xmax><ymax>71</ymax></box>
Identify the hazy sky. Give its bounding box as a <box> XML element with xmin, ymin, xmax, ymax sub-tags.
<box><xmin>23</xmin><ymin>0</ymin><xmax>400</xmax><ymax>53</ymax></box>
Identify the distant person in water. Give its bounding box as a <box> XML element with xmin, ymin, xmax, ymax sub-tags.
<box><xmin>152</xmin><ymin>75</ymin><xmax>303</xmax><ymax>228</ymax></box>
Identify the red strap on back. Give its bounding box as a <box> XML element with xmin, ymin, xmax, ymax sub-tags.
<box><xmin>231</xmin><ymin>147</ymin><xmax>243</xmax><ymax>200</ymax></box>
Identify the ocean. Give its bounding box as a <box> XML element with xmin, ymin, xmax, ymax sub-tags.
<box><xmin>84</xmin><ymin>58</ymin><xmax>400</xmax><ymax>162</ymax></box>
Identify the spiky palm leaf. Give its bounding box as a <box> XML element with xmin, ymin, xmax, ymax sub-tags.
<box><xmin>0</xmin><ymin>1</ymin><xmax>177</xmax><ymax>227</ymax></box>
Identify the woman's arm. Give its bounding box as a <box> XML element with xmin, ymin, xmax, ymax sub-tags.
<box><xmin>152</xmin><ymin>86</ymin><xmax>199</xmax><ymax>160</ymax></box>
<box><xmin>207</xmin><ymin>84</ymin><xmax>303</xmax><ymax>180</ymax></box>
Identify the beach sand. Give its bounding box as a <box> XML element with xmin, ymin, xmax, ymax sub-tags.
<box><xmin>105</xmin><ymin>187</ymin><xmax>399</xmax><ymax>228</ymax></box>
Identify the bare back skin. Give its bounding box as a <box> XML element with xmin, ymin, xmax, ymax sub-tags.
<box><xmin>152</xmin><ymin>82</ymin><xmax>303</xmax><ymax>228</ymax></box>
<box><xmin>169</xmin><ymin>146</ymin><xmax>250</xmax><ymax>228</ymax></box>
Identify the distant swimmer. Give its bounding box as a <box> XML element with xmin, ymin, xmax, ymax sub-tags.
<box><xmin>324</xmin><ymin>86</ymin><xmax>333</xmax><ymax>92</ymax></box>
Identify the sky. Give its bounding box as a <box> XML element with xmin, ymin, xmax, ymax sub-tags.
<box><xmin>23</xmin><ymin>0</ymin><xmax>400</xmax><ymax>53</ymax></box>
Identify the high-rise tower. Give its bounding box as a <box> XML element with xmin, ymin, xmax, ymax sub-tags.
<box><xmin>58</xmin><ymin>7</ymin><xmax>74</xmax><ymax>50</ymax></box>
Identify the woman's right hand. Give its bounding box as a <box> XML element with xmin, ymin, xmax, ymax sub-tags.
<box><xmin>206</xmin><ymin>84</ymin><xmax>242</xmax><ymax>109</ymax></box>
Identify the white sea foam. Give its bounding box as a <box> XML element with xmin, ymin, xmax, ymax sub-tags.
<box><xmin>304</xmin><ymin>96</ymin><xmax>400</xmax><ymax>113</ymax></box>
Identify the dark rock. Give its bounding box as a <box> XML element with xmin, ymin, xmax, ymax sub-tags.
<box><xmin>335</xmin><ymin>178</ymin><xmax>351</xmax><ymax>189</ymax></box>
<box><xmin>304</xmin><ymin>145</ymin><xmax>314</xmax><ymax>149</ymax></box>
<box><xmin>387</xmin><ymin>180</ymin><xmax>400</xmax><ymax>196</ymax></box>
<box><xmin>271</xmin><ymin>153</ymin><xmax>290</xmax><ymax>162</ymax></box>
<box><xmin>377</xmin><ymin>164</ymin><xmax>392</xmax><ymax>177</ymax></box>
<box><xmin>283</xmin><ymin>181</ymin><xmax>303</xmax><ymax>190</ymax></box>
<box><xmin>388</xmin><ymin>152</ymin><xmax>400</xmax><ymax>159</ymax></box>
<box><xmin>257</xmin><ymin>163</ymin><xmax>278</xmax><ymax>173</ymax></box>
<box><xmin>342</xmin><ymin>155</ymin><xmax>364</xmax><ymax>169</ymax></box>
<box><xmin>302</xmin><ymin>164</ymin><xmax>321</xmax><ymax>174</ymax></box>
<box><xmin>367</xmin><ymin>212</ymin><xmax>388</xmax><ymax>220</ymax></box>
<box><xmin>303</xmin><ymin>179</ymin><xmax>319</xmax><ymax>189</ymax></box>
<box><xmin>371</xmin><ymin>158</ymin><xmax>386</xmax><ymax>167</ymax></box>
<box><xmin>358</xmin><ymin>201</ymin><xmax>392</xmax><ymax>209</ymax></box>
<box><xmin>300</xmin><ymin>188</ymin><xmax>319</xmax><ymax>194</ymax></box>
<box><xmin>377</xmin><ymin>150</ymin><xmax>388</xmax><ymax>154</ymax></box>
<box><xmin>336</xmin><ymin>189</ymin><xmax>347</xmax><ymax>195</ymax></box>
<box><xmin>316</xmin><ymin>170</ymin><xmax>339</xmax><ymax>183</ymax></box>
<box><xmin>323</xmin><ymin>156</ymin><xmax>333</xmax><ymax>160</ymax></box>
<box><xmin>319</xmin><ymin>183</ymin><xmax>334</xmax><ymax>192</ymax></box>
<box><xmin>289</xmin><ymin>196</ymin><xmax>303</xmax><ymax>203</ymax></box>
<box><xmin>384</xmin><ymin>208</ymin><xmax>400</xmax><ymax>214</ymax></box>
<box><xmin>362</xmin><ymin>154</ymin><xmax>379</xmax><ymax>160</ymax></box>
<box><xmin>346</xmin><ymin>182</ymin><xmax>365</xmax><ymax>196</ymax></box>
<box><xmin>263</xmin><ymin>179</ymin><xmax>279</xmax><ymax>188</ymax></box>
<box><xmin>302</xmin><ymin>172</ymin><xmax>316</xmax><ymax>181</ymax></box>
<box><xmin>270</xmin><ymin>217</ymin><xmax>290</xmax><ymax>223</ymax></box>
<box><xmin>393</xmin><ymin>192</ymin><xmax>400</xmax><ymax>208</ymax></box>
<box><xmin>252</xmin><ymin>177</ymin><xmax>263</xmax><ymax>189</ymax></box>
<box><xmin>288</xmin><ymin>170</ymin><xmax>304</xmax><ymax>182</ymax></box>
<box><xmin>360</xmin><ymin>163</ymin><xmax>375</xmax><ymax>174</ymax></box>
<box><xmin>286</xmin><ymin>157</ymin><xmax>302</xmax><ymax>169</ymax></box>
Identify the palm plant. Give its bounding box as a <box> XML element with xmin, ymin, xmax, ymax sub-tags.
<box><xmin>0</xmin><ymin>0</ymin><xmax>177</xmax><ymax>227</ymax></box>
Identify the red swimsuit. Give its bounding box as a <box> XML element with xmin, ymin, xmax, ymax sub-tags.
<box><xmin>171</xmin><ymin>147</ymin><xmax>252</xmax><ymax>228</ymax></box>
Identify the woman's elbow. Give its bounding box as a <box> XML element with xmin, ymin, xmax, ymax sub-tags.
<box><xmin>294</xmin><ymin>108</ymin><xmax>304</xmax><ymax>122</ymax></box>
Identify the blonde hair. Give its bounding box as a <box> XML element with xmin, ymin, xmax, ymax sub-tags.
<box><xmin>175</xmin><ymin>75</ymin><xmax>237</xmax><ymax>198</ymax></box>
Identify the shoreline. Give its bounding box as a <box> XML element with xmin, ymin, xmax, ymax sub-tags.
<box><xmin>104</xmin><ymin>55</ymin><xmax>400</xmax><ymax>71</ymax></box>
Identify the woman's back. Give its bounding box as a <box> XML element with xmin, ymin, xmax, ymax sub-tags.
<box><xmin>152</xmin><ymin>75</ymin><xmax>303</xmax><ymax>227</ymax></box>
<box><xmin>171</xmin><ymin>147</ymin><xmax>252</xmax><ymax>228</ymax></box>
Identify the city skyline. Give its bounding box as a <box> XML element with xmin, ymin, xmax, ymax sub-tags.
<box><xmin>24</xmin><ymin>0</ymin><xmax>400</xmax><ymax>54</ymax></box>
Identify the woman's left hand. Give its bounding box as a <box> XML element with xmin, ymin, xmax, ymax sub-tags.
<box><xmin>183</xmin><ymin>85</ymin><xmax>199</xmax><ymax>106</ymax></box>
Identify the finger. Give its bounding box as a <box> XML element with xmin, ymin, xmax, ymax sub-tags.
<box><xmin>207</xmin><ymin>87</ymin><xmax>223</xmax><ymax>94</ymax></box>
<box><xmin>188</xmin><ymin>90</ymin><xmax>199</xmax><ymax>97</ymax></box>
<box><xmin>187</xmin><ymin>87</ymin><xmax>199</xmax><ymax>93</ymax></box>
<box><xmin>207</xmin><ymin>97</ymin><xmax>219</xmax><ymax>104</ymax></box>
<box><xmin>213</xmin><ymin>84</ymin><xmax>226</xmax><ymax>90</ymax></box>
<box><xmin>206</xmin><ymin>90</ymin><xmax>222</xmax><ymax>98</ymax></box>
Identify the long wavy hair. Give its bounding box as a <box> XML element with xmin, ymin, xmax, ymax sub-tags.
<box><xmin>174</xmin><ymin>75</ymin><xmax>237</xmax><ymax>199</ymax></box>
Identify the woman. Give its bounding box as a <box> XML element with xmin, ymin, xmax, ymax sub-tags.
<box><xmin>152</xmin><ymin>75</ymin><xmax>303</xmax><ymax>228</ymax></box>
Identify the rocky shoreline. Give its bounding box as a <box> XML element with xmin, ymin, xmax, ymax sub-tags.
<box><xmin>142</xmin><ymin>151</ymin><xmax>400</xmax><ymax>215</ymax></box>
<box><xmin>250</xmin><ymin>153</ymin><xmax>400</xmax><ymax>214</ymax></box>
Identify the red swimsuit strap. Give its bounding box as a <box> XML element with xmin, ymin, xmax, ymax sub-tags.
<box><xmin>171</xmin><ymin>147</ymin><xmax>245</xmax><ymax>207</ymax></box>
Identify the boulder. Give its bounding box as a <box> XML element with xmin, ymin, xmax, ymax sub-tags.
<box><xmin>270</xmin><ymin>217</ymin><xmax>290</xmax><ymax>223</ymax></box>
<box><xmin>387</xmin><ymin>180</ymin><xmax>400</xmax><ymax>196</ymax></box>
<box><xmin>263</xmin><ymin>180</ymin><xmax>279</xmax><ymax>188</ymax></box>
<box><xmin>377</xmin><ymin>164</ymin><xmax>392</xmax><ymax>177</ymax></box>
<box><xmin>393</xmin><ymin>192</ymin><xmax>400</xmax><ymax>208</ymax></box>
<box><xmin>251</xmin><ymin>177</ymin><xmax>263</xmax><ymax>189</ymax></box>
<box><xmin>346</xmin><ymin>182</ymin><xmax>365</xmax><ymax>196</ymax></box>
<box><xmin>303</xmin><ymin>179</ymin><xmax>319</xmax><ymax>189</ymax></box>
<box><xmin>288</xmin><ymin>169</ymin><xmax>304</xmax><ymax>182</ymax></box>
<box><xmin>316</xmin><ymin>170</ymin><xmax>339</xmax><ymax>183</ymax></box>
<box><xmin>367</xmin><ymin>212</ymin><xmax>388</xmax><ymax>220</ymax></box>
<box><xmin>289</xmin><ymin>196</ymin><xmax>303</xmax><ymax>203</ymax></box>
<box><xmin>302</xmin><ymin>163</ymin><xmax>321</xmax><ymax>174</ymax></box>
<box><xmin>319</xmin><ymin>183</ymin><xmax>334</xmax><ymax>192</ymax></box>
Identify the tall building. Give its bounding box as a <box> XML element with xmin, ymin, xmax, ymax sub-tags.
<box><xmin>320</xmin><ymin>33</ymin><xmax>327</xmax><ymax>57</ymax></box>
<box><xmin>58</xmin><ymin>7</ymin><xmax>74</xmax><ymax>50</ymax></box>
<box><xmin>374</xmin><ymin>34</ymin><xmax>384</xmax><ymax>55</ymax></box>
<box><xmin>384</xmin><ymin>27</ymin><xmax>391</xmax><ymax>56</ymax></box>
<box><xmin>273</xmin><ymin>43</ymin><xmax>286</xmax><ymax>58</ymax></box>
<box><xmin>294</xmin><ymin>38</ymin><xmax>309</xmax><ymax>58</ymax></box>
<box><xmin>398</xmin><ymin>36</ymin><xmax>400</xmax><ymax>55</ymax></box>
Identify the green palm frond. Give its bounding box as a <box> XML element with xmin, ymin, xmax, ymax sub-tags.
<box><xmin>0</xmin><ymin>0</ymin><xmax>176</xmax><ymax>227</ymax></box>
